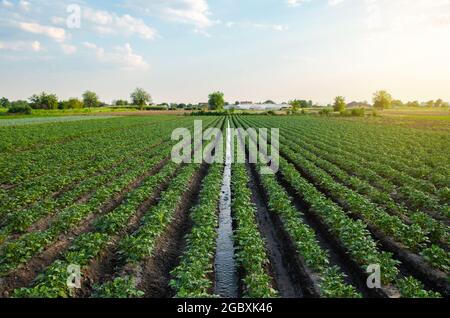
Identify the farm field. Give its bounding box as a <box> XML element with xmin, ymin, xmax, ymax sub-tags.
<box><xmin>0</xmin><ymin>114</ymin><xmax>448</xmax><ymax>299</ymax></box>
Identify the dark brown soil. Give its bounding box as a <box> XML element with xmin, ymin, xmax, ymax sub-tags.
<box><xmin>137</xmin><ymin>164</ymin><xmax>209</xmax><ymax>298</ymax></box>
<box><xmin>233</xmin><ymin>116</ymin><xmax>395</xmax><ymax>298</ymax></box>
<box><xmin>0</xmin><ymin>157</ymin><xmax>170</xmax><ymax>297</ymax></box>
<box><xmin>77</xmin><ymin>165</ymin><xmax>182</xmax><ymax>297</ymax></box>
<box><xmin>246</xmin><ymin>162</ymin><xmax>309</xmax><ymax>298</ymax></box>
<box><xmin>278</xmin><ymin>149</ymin><xmax>448</xmax><ymax>296</ymax></box>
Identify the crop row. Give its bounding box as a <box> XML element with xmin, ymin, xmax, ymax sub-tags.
<box><xmin>0</xmin><ymin>115</ymin><xmax>220</xmax><ymax>229</ymax></box>
<box><xmin>0</xmin><ymin>149</ymin><xmax>171</xmax><ymax>276</ymax></box>
<box><xmin>13</xmin><ymin>161</ymin><xmax>180</xmax><ymax>298</ymax></box>
<box><xmin>292</xmin><ymin>116</ymin><xmax>449</xmax><ymax>177</ymax></box>
<box><xmin>274</xmin><ymin>128</ymin><xmax>449</xmax><ymax>237</ymax></box>
<box><xmin>281</xmin><ymin>135</ymin><xmax>448</xmax><ymax>243</ymax></box>
<box><xmin>169</xmin><ymin>163</ymin><xmax>224</xmax><ymax>297</ymax></box>
<box><xmin>92</xmin><ymin>163</ymin><xmax>201</xmax><ymax>297</ymax></box>
<box><xmin>0</xmin><ymin>118</ymin><xmax>201</xmax><ymax>215</ymax></box>
<box><xmin>241</xmin><ymin>116</ymin><xmax>449</xmax><ymax>272</ymax></box>
<box><xmin>268</xmin><ymin>117</ymin><xmax>449</xmax><ymax>205</ymax></box>
<box><xmin>231</xmin><ymin>162</ymin><xmax>278</xmax><ymax>298</ymax></box>
<box><xmin>92</xmin><ymin>117</ymin><xmax>226</xmax><ymax>297</ymax></box>
<box><xmin>0</xmin><ymin>115</ymin><xmax>176</xmax><ymax>153</ymax></box>
<box><xmin>234</xmin><ymin>116</ymin><xmax>441</xmax><ymax>298</ymax></box>
<box><xmin>284</xmin><ymin>133</ymin><xmax>449</xmax><ymax>272</ymax></box>
<box><xmin>0</xmin><ymin>139</ymin><xmax>172</xmax><ymax>243</ymax></box>
<box><xmin>232</xmin><ymin>116</ymin><xmax>362</xmax><ymax>297</ymax></box>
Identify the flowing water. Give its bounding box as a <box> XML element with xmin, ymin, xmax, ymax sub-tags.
<box><xmin>214</xmin><ymin>121</ymin><xmax>239</xmax><ymax>297</ymax></box>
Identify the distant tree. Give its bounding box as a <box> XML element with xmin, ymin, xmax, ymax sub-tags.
<box><xmin>130</xmin><ymin>88</ymin><xmax>151</xmax><ymax>110</ymax></box>
<box><xmin>177</xmin><ymin>103</ymin><xmax>187</xmax><ymax>109</ymax></box>
<box><xmin>115</xmin><ymin>100</ymin><xmax>129</xmax><ymax>106</ymax></box>
<box><xmin>289</xmin><ymin>100</ymin><xmax>309</xmax><ymax>114</ymax></box>
<box><xmin>29</xmin><ymin>92</ymin><xmax>58</xmax><ymax>109</ymax></box>
<box><xmin>0</xmin><ymin>97</ymin><xmax>10</xmax><ymax>108</ymax></box>
<box><xmin>264</xmin><ymin>100</ymin><xmax>275</xmax><ymax>104</ymax></box>
<box><xmin>235</xmin><ymin>101</ymin><xmax>240</xmax><ymax>105</ymax></box>
<box><xmin>392</xmin><ymin>99</ymin><xmax>404</xmax><ymax>108</ymax></box>
<box><xmin>308</xmin><ymin>100</ymin><xmax>313</xmax><ymax>108</ymax></box>
<box><xmin>406</xmin><ymin>101</ymin><xmax>420</xmax><ymax>108</ymax></box>
<box><xmin>208</xmin><ymin>92</ymin><xmax>225</xmax><ymax>111</ymax></box>
<box><xmin>434</xmin><ymin>99</ymin><xmax>444</xmax><ymax>108</ymax></box>
<box><xmin>67</xmin><ymin>98</ymin><xmax>83</xmax><ymax>109</ymax></box>
<box><xmin>425</xmin><ymin>100</ymin><xmax>435</xmax><ymax>108</ymax></box>
<box><xmin>373</xmin><ymin>90</ymin><xmax>393</xmax><ymax>110</ymax></box>
<box><xmin>83</xmin><ymin>91</ymin><xmax>100</xmax><ymax>108</ymax></box>
<box><xmin>289</xmin><ymin>100</ymin><xmax>301</xmax><ymax>113</ymax></box>
<box><xmin>59</xmin><ymin>98</ymin><xmax>83</xmax><ymax>110</ymax></box>
<box><xmin>8</xmin><ymin>102</ymin><xmax>32</xmax><ymax>114</ymax></box>
<box><xmin>333</xmin><ymin>96</ymin><xmax>346</xmax><ymax>112</ymax></box>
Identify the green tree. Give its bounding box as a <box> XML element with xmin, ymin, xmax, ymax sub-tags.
<box><xmin>131</xmin><ymin>88</ymin><xmax>151</xmax><ymax>110</ymax></box>
<box><xmin>373</xmin><ymin>90</ymin><xmax>393</xmax><ymax>110</ymax></box>
<box><xmin>0</xmin><ymin>97</ymin><xmax>10</xmax><ymax>108</ymax></box>
<box><xmin>333</xmin><ymin>96</ymin><xmax>346</xmax><ymax>112</ymax></box>
<box><xmin>289</xmin><ymin>100</ymin><xmax>301</xmax><ymax>113</ymax></box>
<box><xmin>115</xmin><ymin>100</ymin><xmax>129</xmax><ymax>106</ymax></box>
<box><xmin>208</xmin><ymin>91</ymin><xmax>225</xmax><ymax>111</ymax></box>
<box><xmin>29</xmin><ymin>92</ymin><xmax>58</xmax><ymax>109</ymax></box>
<box><xmin>392</xmin><ymin>99</ymin><xmax>404</xmax><ymax>108</ymax></box>
<box><xmin>59</xmin><ymin>98</ymin><xmax>83</xmax><ymax>110</ymax></box>
<box><xmin>434</xmin><ymin>99</ymin><xmax>443</xmax><ymax>108</ymax></box>
<box><xmin>82</xmin><ymin>91</ymin><xmax>100</xmax><ymax>108</ymax></box>
<box><xmin>67</xmin><ymin>98</ymin><xmax>83</xmax><ymax>109</ymax></box>
<box><xmin>425</xmin><ymin>100</ymin><xmax>435</xmax><ymax>108</ymax></box>
<box><xmin>406</xmin><ymin>101</ymin><xmax>420</xmax><ymax>108</ymax></box>
<box><xmin>289</xmin><ymin>100</ymin><xmax>309</xmax><ymax>114</ymax></box>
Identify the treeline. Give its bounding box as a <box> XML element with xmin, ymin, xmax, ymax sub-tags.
<box><xmin>0</xmin><ymin>88</ymin><xmax>222</xmax><ymax>115</ymax></box>
<box><xmin>0</xmin><ymin>90</ymin><xmax>104</xmax><ymax>115</ymax></box>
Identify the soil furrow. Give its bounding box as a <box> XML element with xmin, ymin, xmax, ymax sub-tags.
<box><xmin>0</xmin><ymin>157</ymin><xmax>170</xmax><ymax>297</ymax></box>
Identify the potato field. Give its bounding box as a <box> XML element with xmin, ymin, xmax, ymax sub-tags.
<box><xmin>0</xmin><ymin>114</ymin><xmax>448</xmax><ymax>298</ymax></box>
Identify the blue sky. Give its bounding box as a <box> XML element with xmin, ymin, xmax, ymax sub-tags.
<box><xmin>1</xmin><ymin>0</ymin><xmax>450</xmax><ymax>104</ymax></box>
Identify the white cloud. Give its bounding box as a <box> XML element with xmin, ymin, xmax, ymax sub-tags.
<box><xmin>83</xmin><ymin>42</ymin><xmax>149</xmax><ymax>70</ymax></box>
<box><xmin>226</xmin><ymin>21</ymin><xmax>288</xmax><ymax>32</ymax></box>
<box><xmin>19</xmin><ymin>0</ymin><xmax>30</xmax><ymax>11</ymax></box>
<box><xmin>76</xmin><ymin>7</ymin><xmax>158</xmax><ymax>40</ymax></box>
<box><xmin>18</xmin><ymin>22</ymin><xmax>66</xmax><ymax>42</ymax></box>
<box><xmin>0</xmin><ymin>40</ymin><xmax>41</xmax><ymax>52</ymax></box>
<box><xmin>287</xmin><ymin>0</ymin><xmax>311</xmax><ymax>7</ymax></box>
<box><xmin>1</xmin><ymin>0</ymin><xmax>13</xmax><ymax>8</ymax></box>
<box><xmin>125</xmin><ymin>0</ymin><xmax>213</xmax><ymax>29</ymax></box>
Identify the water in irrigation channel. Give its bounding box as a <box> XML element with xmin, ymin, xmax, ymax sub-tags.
<box><xmin>214</xmin><ymin>121</ymin><xmax>239</xmax><ymax>298</ymax></box>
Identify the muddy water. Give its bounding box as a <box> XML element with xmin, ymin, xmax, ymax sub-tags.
<box><xmin>214</xmin><ymin>121</ymin><xmax>239</xmax><ymax>298</ymax></box>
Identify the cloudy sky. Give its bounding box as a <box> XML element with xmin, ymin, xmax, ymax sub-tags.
<box><xmin>1</xmin><ymin>0</ymin><xmax>449</xmax><ymax>104</ymax></box>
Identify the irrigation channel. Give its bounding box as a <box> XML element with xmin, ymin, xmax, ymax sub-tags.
<box><xmin>214</xmin><ymin>121</ymin><xmax>239</xmax><ymax>297</ymax></box>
